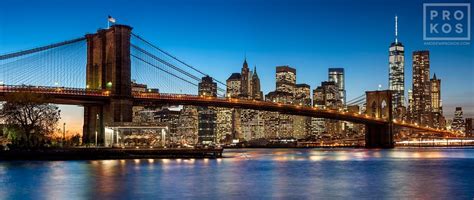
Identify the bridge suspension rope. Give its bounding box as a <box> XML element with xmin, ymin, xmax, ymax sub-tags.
<box><xmin>130</xmin><ymin>36</ymin><xmax>225</xmax><ymax>96</ymax></box>
<box><xmin>131</xmin><ymin>54</ymin><xmax>198</xmax><ymax>87</ymax></box>
<box><xmin>130</xmin><ymin>33</ymin><xmax>227</xmax><ymax>87</ymax></box>
<box><xmin>0</xmin><ymin>37</ymin><xmax>86</xmax><ymax>60</ymax></box>
<box><xmin>0</xmin><ymin>38</ymin><xmax>87</xmax><ymax>88</ymax></box>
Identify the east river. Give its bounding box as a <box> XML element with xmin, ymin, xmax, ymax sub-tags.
<box><xmin>1</xmin><ymin>148</ymin><xmax>473</xmax><ymax>199</ymax></box>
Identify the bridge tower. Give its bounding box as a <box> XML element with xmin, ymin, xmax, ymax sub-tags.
<box><xmin>83</xmin><ymin>25</ymin><xmax>133</xmax><ymax>145</ymax></box>
<box><xmin>365</xmin><ymin>90</ymin><xmax>394</xmax><ymax>148</ymax></box>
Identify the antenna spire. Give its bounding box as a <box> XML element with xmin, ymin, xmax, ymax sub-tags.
<box><xmin>395</xmin><ymin>15</ymin><xmax>398</xmax><ymax>44</ymax></box>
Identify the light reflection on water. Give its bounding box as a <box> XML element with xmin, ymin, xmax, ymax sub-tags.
<box><xmin>0</xmin><ymin>148</ymin><xmax>474</xmax><ymax>199</ymax></box>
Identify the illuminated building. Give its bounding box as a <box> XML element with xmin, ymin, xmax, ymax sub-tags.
<box><xmin>430</xmin><ymin>74</ymin><xmax>445</xmax><ymax>128</ymax></box>
<box><xmin>451</xmin><ymin>107</ymin><xmax>465</xmax><ymax>132</ymax></box>
<box><xmin>240</xmin><ymin>58</ymin><xmax>251</xmax><ymax>98</ymax></box>
<box><xmin>251</xmin><ymin>66</ymin><xmax>263</xmax><ymax>100</ymax></box>
<box><xmin>294</xmin><ymin>84</ymin><xmax>311</xmax><ymax>139</ymax></box>
<box><xmin>265</xmin><ymin>91</ymin><xmax>294</xmax><ymax>138</ymax></box>
<box><xmin>226</xmin><ymin>73</ymin><xmax>241</xmax><ymax>98</ymax></box>
<box><xmin>216</xmin><ymin>107</ymin><xmax>233</xmax><ymax>143</ymax></box>
<box><xmin>388</xmin><ymin>16</ymin><xmax>405</xmax><ymax>110</ymax></box>
<box><xmin>177</xmin><ymin>106</ymin><xmax>198</xmax><ymax>145</ymax></box>
<box><xmin>466</xmin><ymin>118</ymin><xmax>473</xmax><ymax>137</ymax></box>
<box><xmin>154</xmin><ymin>108</ymin><xmax>180</xmax><ymax>143</ymax></box>
<box><xmin>276</xmin><ymin>66</ymin><xmax>296</xmax><ymax>94</ymax></box>
<box><xmin>412</xmin><ymin>50</ymin><xmax>432</xmax><ymax>126</ymax></box>
<box><xmin>198</xmin><ymin>75</ymin><xmax>217</xmax><ymax>97</ymax></box>
<box><xmin>407</xmin><ymin>89</ymin><xmax>413</xmax><ymax>121</ymax></box>
<box><xmin>328</xmin><ymin>68</ymin><xmax>346</xmax><ymax>105</ymax></box>
<box><xmin>311</xmin><ymin>81</ymin><xmax>343</xmax><ymax>138</ymax></box>
<box><xmin>198</xmin><ymin>76</ymin><xmax>217</xmax><ymax>144</ymax></box>
<box><xmin>225</xmin><ymin>59</ymin><xmax>264</xmax><ymax>141</ymax></box>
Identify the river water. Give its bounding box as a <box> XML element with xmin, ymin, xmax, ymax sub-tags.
<box><xmin>1</xmin><ymin>148</ymin><xmax>473</xmax><ymax>199</ymax></box>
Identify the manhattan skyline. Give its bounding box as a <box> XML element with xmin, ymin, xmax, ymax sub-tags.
<box><xmin>0</xmin><ymin>0</ymin><xmax>472</xmax><ymax>133</ymax></box>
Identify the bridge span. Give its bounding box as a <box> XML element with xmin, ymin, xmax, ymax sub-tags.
<box><xmin>0</xmin><ymin>24</ymin><xmax>456</xmax><ymax>148</ymax></box>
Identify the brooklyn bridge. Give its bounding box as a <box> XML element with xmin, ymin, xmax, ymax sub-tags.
<box><xmin>0</xmin><ymin>24</ymin><xmax>455</xmax><ymax>148</ymax></box>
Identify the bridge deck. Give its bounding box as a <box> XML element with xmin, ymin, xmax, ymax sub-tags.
<box><xmin>0</xmin><ymin>85</ymin><xmax>455</xmax><ymax>135</ymax></box>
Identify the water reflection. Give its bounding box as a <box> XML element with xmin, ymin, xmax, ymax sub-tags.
<box><xmin>1</xmin><ymin>148</ymin><xmax>473</xmax><ymax>199</ymax></box>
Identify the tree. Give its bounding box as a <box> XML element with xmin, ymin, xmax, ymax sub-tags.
<box><xmin>0</xmin><ymin>92</ymin><xmax>60</xmax><ymax>148</ymax></box>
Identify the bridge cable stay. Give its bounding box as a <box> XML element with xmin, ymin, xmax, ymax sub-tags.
<box><xmin>130</xmin><ymin>41</ymin><xmax>225</xmax><ymax>95</ymax></box>
<box><xmin>0</xmin><ymin>37</ymin><xmax>86</xmax><ymax>60</ymax></box>
<box><xmin>130</xmin><ymin>33</ymin><xmax>227</xmax><ymax>87</ymax></box>
<box><xmin>346</xmin><ymin>94</ymin><xmax>365</xmax><ymax>105</ymax></box>
<box><xmin>0</xmin><ymin>38</ymin><xmax>87</xmax><ymax>88</ymax></box>
<box><xmin>131</xmin><ymin>54</ymin><xmax>198</xmax><ymax>87</ymax></box>
<box><xmin>131</xmin><ymin>45</ymin><xmax>201</xmax><ymax>94</ymax></box>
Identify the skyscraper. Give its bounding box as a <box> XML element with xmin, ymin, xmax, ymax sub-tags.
<box><xmin>226</xmin><ymin>73</ymin><xmax>241</xmax><ymax>98</ymax></box>
<box><xmin>412</xmin><ymin>50</ymin><xmax>431</xmax><ymax>126</ymax></box>
<box><xmin>430</xmin><ymin>73</ymin><xmax>445</xmax><ymax>128</ymax></box>
<box><xmin>430</xmin><ymin>73</ymin><xmax>441</xmax><ymax>113</ymax></box>
<box><xmin>294</xmin><ymin>84</ymin><xmax>311</xmax><ymax>139</ymax></box>
<box><xmin>225</xmin><ymin>59</ymin><xmax>264</xmax><ymax>142</ymax></box>
<box><xmin>389</xmin><ymin>16</ymin><xmax>405</xmax><ymax>109</ymax></box>
<box><xmin>198</xmin><ymin>76</ymin><xmax>217</xmax><ymax>97</ymax></box>
<box><xmin>328</xmin><ymin>68</ymin><xmax>345</xmax><ymax>105</ymax></box>
<box><xmin>407</xmin><ymin>89</ymin><xmax>413</xmax><ymax>121</ymax></box>
<box><xmin>240</xmin><ymin>58</ymin><xmax>250</xmax><ymax>98</ymax></box>
<box><xmin>451</xmin><ymin>107</ymin><xmax>465</xmax><ymax>132</ymax></box>
<box><xmin>251</xmin><ymin>66</ymin><xmax>263</xmax><ymax>100</ymax></box>
<box><xmin>466</xmin><ymin>118</ymin><xmax>473</xmax><ymax>137</ymax></box>
<box><xmin>295</xmin><ymin>84</ymin><xmax>311</xmax><ymax>106</ymax></box>
<box><xmin>276</xmin><ymin>66</ymin><xmax>296</xmax><ymax>95</ymax></box>
<box><xmin>311</xmin><ymin>81</ymin><xmax>343</xmax><ymax>138</ymax></box>
<box><xmin>198</xmin><ymin>76</ymin><xmax>217</xmax><ymax>144</ymax></box>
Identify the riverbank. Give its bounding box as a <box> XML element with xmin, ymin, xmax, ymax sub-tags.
<box><xmin>0</xmin><ymin>148</ymin><xmax>223</xmax><ymax>160</ymax></box>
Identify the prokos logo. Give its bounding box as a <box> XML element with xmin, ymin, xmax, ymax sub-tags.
<box><xmin>423</xmin><ymin>3</ymin><xmax>471</xmax><ymax>41</ymax></box>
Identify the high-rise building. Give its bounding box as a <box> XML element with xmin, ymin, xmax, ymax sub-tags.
<box><xmin>226</xmin><ymin>73</ymin><xmax>241</xmax><ymax>98</ymax></box>
<box><xmin>311</xmin><ymin>81</ymin><xmax>343</xmax><ymax>138</ymax></box>
<box><xmin>198</xmin><ymin>76</ymin><xmax>217</xmax><ymax>97</ymax></box>
<box><xmin>198</xmin><ymin>76</ymin><xmax>217</xmax><ymax>144</ymax></box>
<box><xmin>240</xmin><ymin>59</ymin><xmax>251</xmax><ymax>98</ymax></box>
<box><xmin>216</xmin><ymin>107</ymin><xmax>233</xmax><ymax>143</ymax></box>
<box><xmin>430</xmin><ymin>73</ymin><xmax>445</xmax><ymax>128</ymax></box>
<box><xmin>251</xmin><ymin>66</ymin><xmax>263</xmax><ymax>100</ymax></box>
<box><xmin>177</xmin><ymin>106</ymin><xmax>198</xmax><ymax>145</ymax></box>
<box><xmin>412</xmin><ymin>50</ymin><xmax>432</xmax><ymax>126</ymax></box>
<box><xmin>407</xmin><ymin>89</ymin><xmax>413</xmax><ymax>117</ymax></box>
<box><xmin>466</xmin><ymin>118</ymin><xmax>473</xmax><ymax>137</ymax></box>
<box><xmin>451</xmin><ymin>107</ymin><xmax>465</xmax><ymax>132</ymax></box>
<box><xmin>312</xmin><ymin>81</ymin><xmax>342</xmax><ymax>110</ymax></box>
<box><xmin>154</xmin><ymin>108</ymin><xmax>181</xmax><ymax>143</ymax></box>
<box><xmin>430</xmin><ymin>73</ymin><xmax>441</xmax><ymax>113</ymax></box>
<box><xmin>295</xmin><ymin>84</ymin><xmax>311</xmax><ymax>106</ymax></box>
<box><xmin>389</xmin><ymin>16</ymin><xmax>405</xmax><ymax>109</ymax></box>
<box><xmin>294</xmin><ymin>84</ymin><xmax>311</xmax><ymax>139</ymax></box>
<box><xmin>225</xmin><ymin>59</ymin><xmax>264</xmax><ymax>142</ymax></box>
<box><xmin>265</xmin><ymin>91</ymin><xmax>294</xmax><ymax>138</ymax></box>
<box><xmin>276</xmin><ymin>66</ymin><xmax>296</xmax><ymax>95</ymax></box>
<box><xmin>328</xmin><ymin>68</ymin><xmax>346</xmax><ymax>105</ymax></box>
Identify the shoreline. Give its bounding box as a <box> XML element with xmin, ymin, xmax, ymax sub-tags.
<box><xmin>2</xmin><ymin>145</ymin><xmax>473</xmax><ymax>161</ymax></box>
<box><xmin>0</xmin><ymin>148</ymin><xmax>223</xmax><ymax>161</ymax></box>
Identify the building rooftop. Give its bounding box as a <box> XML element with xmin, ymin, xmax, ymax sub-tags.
<box><xmin>227</xmin><ymin>73</ymin><xmax>241</xmax><ymax>80</ymax></box>
<box><xmin>276</xmin><ymin>66</ymin><xmax>296</xmax><ymax>73</ymax></box>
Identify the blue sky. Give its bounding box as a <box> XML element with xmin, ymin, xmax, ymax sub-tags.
<box><xmin>0</xmin><ymin>0</ymin><xmax>472</xmax><ymax>132</ymax></box>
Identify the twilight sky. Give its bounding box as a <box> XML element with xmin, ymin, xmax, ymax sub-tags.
<box><xmin>0</xmin><ymin>0</ymin><xmax>472</xmax><ymax>134</ymax></box>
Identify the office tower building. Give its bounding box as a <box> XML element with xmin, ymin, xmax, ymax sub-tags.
<box><xmin>328</xmin><ymin>68</ymin><xmax>346</xmax><ymax>105</ymax></box>
<box><xmin>389</xmin><ymin>16</ymin><xmax>405</xmax><ymax>109</ymax></box>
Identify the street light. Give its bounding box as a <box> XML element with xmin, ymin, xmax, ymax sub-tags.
<box><xmin>63</xmin><ymin>123</ymin><xmax>66</xmax><ymax>147</ymax></box>
<box><xmin>95</xmin><ymin>114</ymin><xmax>99</xmax><ymax>147</ymax></box>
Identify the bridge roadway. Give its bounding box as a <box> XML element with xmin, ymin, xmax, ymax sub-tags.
<box><xmin>0</xmin><ymin>85</ymin><xmax>453</xmax><ymax>135</ymax></box>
